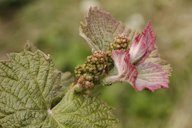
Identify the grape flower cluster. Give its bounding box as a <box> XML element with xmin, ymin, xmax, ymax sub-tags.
<box><xmin>73</xmin><ymin>7</ymin><xmax>172</xmax><ymax>92</ymax></box>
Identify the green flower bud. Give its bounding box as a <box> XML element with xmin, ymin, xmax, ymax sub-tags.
<box><xmin>74</xmin><ymin>51</ymin><xmax>114</xmax><ymax>90</ymax></box>
<box><xmin>110</xmin><ymin>34</ymin><xmax>129</xmax><ymax>50</ymax></box>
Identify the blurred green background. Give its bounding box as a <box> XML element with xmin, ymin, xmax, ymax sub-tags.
<box><xmin>0</xmin><ymin>0</ymin><xmax>192</xmax><ymax>128</ymax></box>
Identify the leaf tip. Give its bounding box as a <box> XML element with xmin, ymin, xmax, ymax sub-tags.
<box><xmin>24</xmin><ymin>40</ymin><xmax>37</xmax><ymax>52</ymax></box>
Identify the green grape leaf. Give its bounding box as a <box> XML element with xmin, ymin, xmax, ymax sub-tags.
<box><xmin>0</xmin><ymin>48</ymin><xmax>118</xmax><ymax>128</ymax></box>
<box><xmin>51</xmin><ymin>89</ymin><xmax>118</xmax><ymax>128</ymax></box>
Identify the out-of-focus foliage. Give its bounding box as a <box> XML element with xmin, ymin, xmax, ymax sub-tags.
<box><xmin>0</xmin><ymin>0</ymin><xmax>33</xmax><ymax>18</ymax></box>
<box><xmin>0</xmin><ymin>0</ymin><xmax>32</xmax><ymax>6</ymax></box>
<box><xmin>0</xmin><ymin>0</ymin><xmax>192</xmax><ymax>128</ymax></box>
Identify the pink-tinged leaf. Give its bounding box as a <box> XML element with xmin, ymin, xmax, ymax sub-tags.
<box><xmin>130</xmin><ymin>22</ymin><xmax>155</xmax><ymax>64</ymax></box>
<box><xmin>80</xmin><ymin>7</ymin><xmax>130</xmax><ymax>52</ymax></box>
<box><xmin>105</xmin><ymin>50</ymin><xmax>137</xmax><ymax>85</ymax></box>
<box><xmin>144</xmin><ymin>49</ymin><xmax>172</xmax><ymax>76</ymax></box>
<box><xmin>134</xmin><ymin>62</ymin><xmax>169</xmax><ymax>92</ymax></box>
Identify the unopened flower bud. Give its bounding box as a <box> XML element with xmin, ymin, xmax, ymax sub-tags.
<box><xmin>74</xmin><ymin>51</ymin><xmax>114</xmax><ymax>90</ymax></box>
<box><xmin>110</xmin><ymin>34</ymin><xmax>129</xmax><ymax>50</ymax></box>
<box><xmin>74</xmin><ymin>64</ymin><xmax>86</xmax><ymax>77</ymax></box>
<box><xmin>76</xmin><ymin>75</ymin><xmax>94</xmax><ymax>89</ymax></box>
